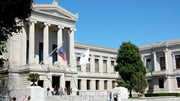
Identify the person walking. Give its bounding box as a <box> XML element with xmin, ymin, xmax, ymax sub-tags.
<box><xmin>60</xmin><ymin>87</ymin><xmax>63</xmax><ymax>96</ymax></box>
<box><xmin>70</xmin><ymin>88</ymin><xmax>72</xmax><ymax>95</ymax></box>
<box><xmin>109</xmin><ymin>93</ymin><xmax>112</xmax><ymax>101</ymax></box>
<box><xmin>9</xmin><ymin>96</ymin><xmax>13</xmax><ymax>101</ymax></box>
<box><xmin>12</xmin><ymin>96</ymin><xmax>16</xmax><ymax>101</ymax></box>
<box><xmin>27</xmin><ymin>96</ymin><xmax>31</xmax><ymax>101</ymax></box>
<box><xmin>47</xmin><ymin>87</ymin><xmax>50</xmax><ymax>96</ymax></box>
<box><xmin>58</xmin><ymin>87</ymin><xmax>61</xmax><ymax>95</ymax></box>
<box><xmin>23</xmin><ymin>95</ymin><xmax>28</xmax><ymax>101</ymax></box>
<box><xmin>113</xmin><ymin>93</ymin><xmax>117</xmax><ymax>101</ymax></box>
<box><xmin>64</xmin><ymin>87</ymin><xmax>67</xmax><ymax>96</ymax></box>
<box><xmin>51</xmin><ymin>86</ymin><xmax>55</xmax><ymax>95</ymax></box>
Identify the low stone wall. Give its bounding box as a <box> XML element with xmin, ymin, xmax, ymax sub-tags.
<box><xmin>9</xmin><ymin>86</ymin><xmax>44</xmax><ymax>101</ymax></box>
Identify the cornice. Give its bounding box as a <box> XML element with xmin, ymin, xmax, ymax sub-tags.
<box><xmin>139</xmin><ymin>39</ymin><xmax>180</xmax><ymax>51</ymax></box>
<box><xmin>75</xmin><ymin>42</ymin><xmax>118</xmax><ymax>54</ymax></box>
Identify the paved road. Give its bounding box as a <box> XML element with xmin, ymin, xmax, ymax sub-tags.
<box><xmin>122</xmin><ymin>97</ymin><xmax>180</xmax><ymax>101</ymax></box>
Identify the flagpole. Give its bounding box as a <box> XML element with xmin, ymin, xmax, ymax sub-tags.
<box><xmin>40</xmin><ymin>41</ymin><xmax>64</xmax><ymax>65</ymax></box>
<box><xmin>39</xmin><ymin>42</ymin><xmax>64</xmax><ymax>84</ymax></box>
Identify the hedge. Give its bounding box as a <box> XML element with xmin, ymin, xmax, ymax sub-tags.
<box><xmin>145</xmin><ymin>93</ymin><xmax>180</xmax><ymax>97</ymax></box>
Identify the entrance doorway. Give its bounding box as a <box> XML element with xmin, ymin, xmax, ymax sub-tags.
<box><xmin>65</xmin><ymin>81</ymin><xmax>71</xmax><ymax>95</ymax></box>
<box><xmin>52</xmin><ymin>76</ymin><xmax>60</xmax><ymax>94</ymax></box>
<box><xmin>38</xmin><ymin>80</ymin><xmax>44</xmax><ymax>88</ymax></box>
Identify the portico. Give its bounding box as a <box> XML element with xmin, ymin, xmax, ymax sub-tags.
<box><xmin>7</xmin><ymin>1</ymin><xmax>79</xmax><ymax>93</ymax></box>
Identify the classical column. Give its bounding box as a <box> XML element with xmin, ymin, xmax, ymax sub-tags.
<box><xmin>43</xmin><ymin>23</ymin><xmax>51</xmax><ymax>64</ymax></box>
<box><xmin>164</xmin><ymin>48</ymin><xmax>169</xmax><ymax>71</ymax></box>
<box><xmin>57</xmin><ymin>25</ymin><xmax>64</xmax><ymax>61</ymax></box>
<box><xmin>153</xmin><ymin>52</ymin><xmax>157</xmax><ymax>71</ymax></box>
<box><xmin>68</xmin><ymin>28</ymin><xmax>76</xmax><ymax>66</ymax></box>
<box><xmin>172</xmin><ymin>53</ymin><xmax>176</xmax><ymax>70</ymax></box>
<box><xmin>29</xmin><ymin>20</ymin><xmax>37</xmax><ymax>64</ymax></box>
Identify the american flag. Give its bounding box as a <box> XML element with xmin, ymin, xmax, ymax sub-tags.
<box><xmin>56</xmin><ymin>46</ymin><xmax>68</xmax><ymax>63</ymax></box>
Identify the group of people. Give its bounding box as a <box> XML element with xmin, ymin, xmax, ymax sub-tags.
<box><xmin>9</xmin><ymin>95</ymin><xmax>31</xmax><ymax>101</ymax></box>
<box><xmin>47</xmin><ymin>86</ymin><xmax>72</xmax><ymax>96</ymax></box>
<box><xmin>109</xmin><ymin>92</ymin><xmax>118</xmax><ymax>101</ymax></box>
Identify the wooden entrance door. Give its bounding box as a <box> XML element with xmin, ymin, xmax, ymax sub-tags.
<box><xmin>65</xmin><ymin>81</ymin><xmax>70</xmax><ymax>95</ymax></box>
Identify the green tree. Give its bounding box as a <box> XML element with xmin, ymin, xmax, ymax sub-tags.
<box><xmin>132</xmin><ymin>72</ymin><xmax>147</xmax><ymax>93</ymax></box>
<box><xmin>0</xmin><ymin>0</ymin><xmax>33</xmax><ymax>68</ymax></box>
<box><xmin>0</xmin><ymin>0</ymin><xmax>33</xmax><ymax>91</ymax></box>
<box><xmin>115</xmin><ymin>42</ymin><xmax>147</xmax><ymax>97</ymax></box>
<box><xmin>0</xmin><ymin>74</ymin><xmax>7</xmax><ymax>92</ymax></box>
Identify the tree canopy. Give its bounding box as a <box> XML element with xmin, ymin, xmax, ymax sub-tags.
<box><xmin>0</xmin><ymin>0</ymin><xmax>33</xmax><ymax>42</ymax></box>
<box><xmin>115</xmin><ymin>42</ymin><xmax>147</xmax><ymax>97</ymax></box>
<box><xmin>0</xmin><ymin>0</ymin><xmax>33</xmax><ymax>68</ymax></box>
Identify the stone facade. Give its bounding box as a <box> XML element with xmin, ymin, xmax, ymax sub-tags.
<box><xmin>2</xmin><ymin>1</ymin><xmax>118</xmax><ymax>95</ymax></box>
<box><xmin>140</xmin><ymin>39</ymin><xmax>180</xmax><ymax>93</ymax></box>
<box><xmin>75</xmin><ymin>42</ymin><xmax>118</xmax><ymax>91</ymax></box>
<box><xmin>1</xmin><ymin>0</ymin><xmax>180</xmax><ymax>94</ymax></box>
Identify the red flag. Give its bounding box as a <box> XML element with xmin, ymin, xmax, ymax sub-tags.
<box><xmin>56</xmin><ymin>46</ymin><xmax>68</xmax><ymax>63</ymax></box>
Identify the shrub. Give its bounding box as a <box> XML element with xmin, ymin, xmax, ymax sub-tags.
<box><xmin>145</xmin><ymin>93</ymin><xmax>180</xmax><ymax>97</ymax></box>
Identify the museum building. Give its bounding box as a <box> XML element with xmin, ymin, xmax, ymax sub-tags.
<box><xmin>140</xmin><ymin>39</ymin><xmax>180</xmax><ymax>93</ymax></box>
<box><xmin>1</xmin><ymin>0</ymin><xmax>180</xmax><ymax>94</ymax></box>
<box><xmin>2</xmin><ymin>1</ymin><xmax>118</xmax><ymax>95</ymax></box>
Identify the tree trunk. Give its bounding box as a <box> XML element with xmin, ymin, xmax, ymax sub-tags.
<box><xmin>129</xmin><ymin>89</ymin><xmax>132</xmax><ymax>97</ymax></box>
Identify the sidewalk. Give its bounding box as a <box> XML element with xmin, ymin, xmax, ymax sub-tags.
<box><xmin>122</xmin><ymin>96</ymin><xmax>180</xmax><ymax>101</ymax></box>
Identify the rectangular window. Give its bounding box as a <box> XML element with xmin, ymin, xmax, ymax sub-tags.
<box><xmin>52</xmin><ymin>44</ymin><xmax>57</xmax><ymax>64</ymax></box>
<box><xmin>96</xmin><ymin>80</ymin><xmax>99</xmax><ymax>90</ymax></box>
<box><xmin>78</xmin><ymin>79</ymin><xmax>81</xmax><ymax>90</ymax></box>
<box><xmin>177</xmin><ymin>77</ymin><xmax>180</xmax><ymax>88</ymax></box>
<box><xmin>159</xmin><ymin>78</ymin><xmax>164</xmax><ymax>88</ymax></box>
<box><xmin>103</xmin><ymin>60</ymin><xmax>107</xmax><ymax>73</ymax></box>
<box><xmin>87</xmin><ymin>80</ymin><xmax>90</xmax><ymax>90</ymax></box>
<box><xmin>146</xmin><ymin>59</ymin><xmax>152</xmax><ymax>71</ymax></box>
<box><xmin>38</xmin><ymin>80</ymin><xmax>44</xmax><ymax>88</ymax></box>
<box><xmin>76</xmin><ymin>57</ymin><xmax>81</xmax><ymax>71</ymax></box>
<box><xmin>95</xmin><ymin>59</ymin><xmax>99</xmax><ymax>72</ymax></box>
<box><xmin>111</xmin><ymin>61</ymin><xmax>114</xmax><ymax>73</ymax></box>
<box><xmin>160</xmin><ymin>57</ymin><xmax>166</xmax><ymax>70</ymax></box>
<box><xmin>112</xmin><ymin>81</ymin><xmax>115</xmax><ymax>88</ymax></box>
<box><xmin>39</xmin><ymin>42</ymin><xmax>43</xmax><ymax>63</ymax></box>
<box><xmin>26</xmin><ymin>40</ymin><xmax>29</xmax><ymax>64</ymax></box>
<box><xmin>175</xmin><ymin>55</ymin><xmax>180</xmax><ymax>69</ymax></box>
<box><xmin>86</xmin><ymin>58</ymin><xmax>90</xmax><ymax>72</ymax></box>
<box><xmin>104</xmin><ymin>80</ymin><xmax>107</xmax><ymax>90</ymax></box>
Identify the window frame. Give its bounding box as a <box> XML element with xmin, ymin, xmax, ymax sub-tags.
<box><xmin>175</xmin><ymin>55</ymin><xmax>180</xmax><ymax>69</ymax></box>
<box><xmin>103</xmin><ymin>60</ymin><xmax>107</xmax><ymax>73</ymax></box>
<box><xmin>95</xmin><ymin>59</ymin><xmax>99</xmax><ymax>73</ymax></box>
<box><xmin>76</xmin><ymin>57</ymin><xmax>81</xmax><ymax>71</ymax></box>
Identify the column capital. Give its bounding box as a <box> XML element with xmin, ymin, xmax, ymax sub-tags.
<box><xmin>70</xmin><ymin>27</ymin><xmax>76</xmax><ymax>31</ymax></box>
<box><xmin>152</xmin><ymin>51</ymin><xmax>156</xmax><ymax>55</ymax></box>
<box><xmin>44</xmin><ymin>22</ymin><xmax>51</xmax><ymax>26</ymax></box>
<box><xmin>163</xmin><ymin>48</ymin><xmax>169</xmax><ymax>53</ymax></box>
<box><xmin>28</xmin><ymin>20</ymin><xmax>37</xmax><ymax>25</ymax></box>
<box><xmin>58</xmin><ymin>25</ymin><xmax>64</xmax><ymax>29</ymax></box>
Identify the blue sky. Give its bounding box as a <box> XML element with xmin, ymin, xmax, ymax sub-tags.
<box><xmin>35</xmin><ymin>0</ymin><xmax>180</xmax><ymax>49</ymax></box>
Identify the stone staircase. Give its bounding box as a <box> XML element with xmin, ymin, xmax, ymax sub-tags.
<box><xmin>45</xmin><ymin>95</ymin><xmax>108</xmax><ymax>101</ymax></box>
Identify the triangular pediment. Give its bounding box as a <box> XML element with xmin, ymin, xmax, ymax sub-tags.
<box><xmin>33</xmin><ymin>4</ymin><xmax>78</xmax><ymax>21</ymax></box>
<box><xmin>40</xmin><ymin>9</ymin><xmax>71</xmax><ymax>18</ymax></box>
